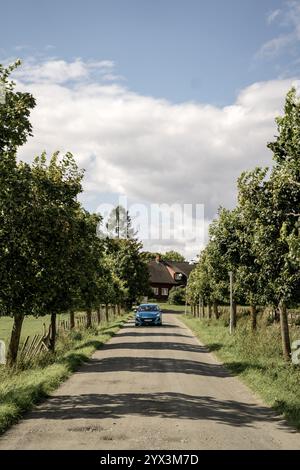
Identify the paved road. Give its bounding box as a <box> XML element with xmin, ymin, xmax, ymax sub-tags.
<box><xmin>0</xmin><ymin>313</ymin><xmax>299</xmax><ymax>450</ymax></box>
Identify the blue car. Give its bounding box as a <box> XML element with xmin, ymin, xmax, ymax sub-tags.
<box><xmin>135</xmin><ymin>303</ymin><xmax>162</xmax><ymax>326</ymax></box>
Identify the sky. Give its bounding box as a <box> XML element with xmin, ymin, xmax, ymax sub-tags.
<box><xmin>1</xmin><ymin>0</ymin><xmax>300</xmax><ymax>259</ymax></box>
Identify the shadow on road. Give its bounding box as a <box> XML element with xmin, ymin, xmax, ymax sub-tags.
<box><xmin>80</xmin><ymin>355</ymin><xmax>230</xmax><ymax>378</ymax></box>
<box><xmin>27</xmin><ymin>392</ymin><xmax>283</xmax><ymax>430</ymax></box>
<box><xmin>117</xmin><ymin>331</ymin><xmax>192</xmax><ymax>339</ymax></box>
<box><xmin>102</xmin><ymin>341</ymin><xmax>209</xmax><ymax>354</ymax></box>
<box><xmin>117</xmin><ymin>319</ymin><xmax>193</xmax><ymax>340</ymax></box>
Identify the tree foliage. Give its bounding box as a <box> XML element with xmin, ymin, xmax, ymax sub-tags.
<box><xmin>0</xmin><ymin>60</ymin><xmax>36</xmax><ymax>155</ymax></box>
<box><xmin>168</xmin><ymin>286</ymin><xmax>185</xmax><ymax>305</ymax></box>
<box><xmin>187</xmin><ymin>87</ymin><xmax>300</xmax><ymax>360</ymax></box>
<box><xmin>0</xmin><ymin>63</ymin><xmax>150</xmax><ymax>365</ymax></box>
<box><xmin>162</xmin><ymin>251</ymin><xmax>186</xmax><ymax>262</ymax></box>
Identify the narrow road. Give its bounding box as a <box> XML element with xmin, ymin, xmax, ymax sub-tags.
<box><xmin>0</xmin><ymin>313</ymin><xmax>299</xmax><ymax>450</ymax></box>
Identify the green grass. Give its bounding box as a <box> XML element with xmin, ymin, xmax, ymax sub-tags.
<box><xmin>0</xmin><ymin>313</ymin><xmax>72</xmax><ymax>344</ymax></box>
<box><xmin>0</xmin><ymin>313</ymin><xmax>130</xmax><ymax>434</ymax></box>
<box><xmin>158</xmin><ymin>302</ymin><xmax>190</xmax><ymax>313</ymax></box>
<box><xmin>179</xmin><ymin>312</ymin><xmax>300</xmax><ymax>429</ymax></box>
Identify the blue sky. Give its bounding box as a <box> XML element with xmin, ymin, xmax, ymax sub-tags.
<box><xmin>1</xmin><ymin>0</ymin><xmax>300</xmax><ymax>258</ymax></box>
<box><xmin>0</xmin><ymin>0</ymin><xmax>292</xmax><ymax>104</ymax></box>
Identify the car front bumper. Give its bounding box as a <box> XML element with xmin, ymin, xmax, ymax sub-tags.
<box><xmin>135</xmin><ymin>316</ymin><xmax>162</xmax><ymax>326</ymax></box>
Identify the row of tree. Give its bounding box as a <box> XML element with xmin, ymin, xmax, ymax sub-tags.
<box><xmin>0</xmin><ymin>61</ymin><xmax>149</xmax><ymax>367</ymax></box>
<box><xmin>143</xmin><ymin>251</ymin><xmax>186</xmax><ymax>262</ymax></box>
<box><xmin>187</xmin><ymin>88</ymin><xmax>300</xmax><ymax>361</ymax></box>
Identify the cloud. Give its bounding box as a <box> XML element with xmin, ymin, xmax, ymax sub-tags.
<box><xmin>267</xmin><ymin>9</ymin><xmax>281</xmax><ymax>25</ymax></box>
<box><xmin>14</xmin><ymin>45</ymin><xmax>31</xmax><ymax>52</ymax></box>
<box><xmin>257</xmin><ymin>33</ymin><xmax>294</xmax><ymax>58</ymax></box>
<box><xmin>13</xmin><ymin>58</ymin><xmax>298</xmax><ymax>258</ymax></box>
<box><xmin>257</xmin><ymin>1</ymin><xmax>300</xmax><ymax>58</ymax></box>
<box><xmin>14</xmin><ymin>58</ymin><xmax>115</xmax><ymax>84</ymax></box>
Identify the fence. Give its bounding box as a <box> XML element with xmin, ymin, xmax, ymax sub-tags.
<box><xmin>188</xmin><ymin>303</ymin><xmax>300</xmax><ymax>325</ymax></box>
<box><xmin>57</xmin><ymin>304</ymin><xmax>122</xmax><ymax>331</ymax></box>
<box><xmin>17</xmin><ymin>304</ymin><xmax>123</xmax><ymax>363</ymax></box>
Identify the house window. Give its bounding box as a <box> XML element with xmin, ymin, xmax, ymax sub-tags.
<box><xmin>174</xmin><ymin>272</ymin><xmax>184</xmax><ymax>281</ymax></box>
<box><xmin>152</xmin><ymin>287</ymin><xmax>159</xmax><ymax>295</ymax></box>
<box><xmin>161</xmin><ymin>287</ymin><xmax>168</xmax><ymax>296</ymax></box>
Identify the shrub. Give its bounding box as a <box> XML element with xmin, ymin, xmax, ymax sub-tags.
<box><xmin>168</xmin><ymin>286</ymin><xmax>185</xmax><ymax>305</ymax></box>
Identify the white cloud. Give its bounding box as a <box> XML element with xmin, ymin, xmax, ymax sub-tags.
<box><xmin>257</xmin><ymin>1</ymin><xmax>300</xmax><ymax>58</ymax></box>
<box><xmin>257</xmin><ymin>33</ymin><xmax>294</xmax><ymax>58</ymax></box>
<box><xmin>14</xmin><ymin>58</ymin><xmax>298</xmax><ymax>259</ymax></box>
<box><xmin>267</xmin><ymin>9</ymin><xmax>281</xmax><ymax>24</ymax></box>
<box><xmin>14</xmin><ymin>58</ymin><xmax>115</xmax><ymax>84</ymax></box>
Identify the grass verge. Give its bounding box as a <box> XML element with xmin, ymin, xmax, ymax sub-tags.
<box><xmin>0</xmin><ymin>312</ymin><xmax>87</xmax><ymax>344</ymax></box>
<box><xmin>179</xmin><ymin>313</ymin><xmax>300</xmax><ymax>430</ymax></box>
<box><xmin>0</xmin><ymin>314</ymin><xmax>130</xmax><ymax>435</ymax></box>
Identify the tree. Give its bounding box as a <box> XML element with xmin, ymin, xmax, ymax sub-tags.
<box><xmin>257</xmin><ymin>88</ymin><xmax>300</xmax><ymax>359</ymax></box>
<box><xmin>186</xmin><ymin>250</ymin><xmax>213</xmax><ymax>317</ymax></box>
<box><xmin>0</xmin><ymin>151</ymin><xmax>85</xmax><ymax>365</ymax></box>
<box><xmin>234</xmin><ymin>88</ymin><xmax>300</xmax><ymax>357</ymax></box>
<box><xmin>106</xmin><ymin>238</ymin><xmax>150</xmax><ymax>309</ymax></box>
<box><xmin>26</xmin><ymin>152</ymin><xmax>84</xmax><ymax>353</ymax></box>
<box><xmin>0</xmin><ymin>61</ymin><xmax>36</xmax><ymax>365</ymax></box>
<box><xmin>207</xmin><ymin>208</ymin><xmax>245</xmax><ymax>327</ymax></box>
<box><xmin>168</xmin><ymin>286</ymin><xmax>185</xmax><ymax>305</ymax></box>
<box><xmin>75</xmin><ymin>210</ymin><xmax>104</xmax><ymax>328</ymax></box>
<box><xmin>0</xmin><ymin>60</ymin><xmax>36</xmax><ymax>155</ymax></box>
<box><xmin>97</xmin><ymin>252</ymin><xmax>128</xmax><ymax>314</ymax></box>
<box><xmin>105</xmin><ymin>205</ymin><xmax>137</xmax><ymax>239</ymax></box>
<box><xmin>237</xmin><ymin>168</ymin><xmax>269</xmax><ymax>330</ymax></box>
<box><xmin>141</xmin><ymin>251</ymin><xmax>161</xmax><ymax>262</ymax></box>
<box><xmin>187</xmin><ymin>87</ymin><xmax>300</xmax><ymax>361</ymax></box>
<box><xmin>104</xmin><ymin>207</ymin><xmax>150</xmax><ymax>308</ymax></box>
<box><xmin>162</xmin><ymin>251</ymin><xmax>185</xmax><ymax>262</ymax></box>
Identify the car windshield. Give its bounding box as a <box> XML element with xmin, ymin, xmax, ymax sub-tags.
<box><xmin>138</xmin><ymin>305</ymin><xmax>159</xmax><ymax>312</ymax></box>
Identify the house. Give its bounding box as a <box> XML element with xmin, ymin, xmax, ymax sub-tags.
<box><xmin>148</xmin><ymin>255</ymin><xmax>196</xmax><ymax>300</ymax></box>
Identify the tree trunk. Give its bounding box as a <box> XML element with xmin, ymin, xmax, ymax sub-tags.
<box><xmin>86</xmin><ymin>308</ymin><xmax>92</xmax><ymax>328</ymax></box>
<box><xmin>213</xmin><ymin>301</ymin><xmax>219</xmax><ymax>319</ymax></box>
<box><xmin>250</xmin><ymin>305</ymin><xmax>257</xmax><ymax>331</ymax></box>
<box><xmin>6</xmin><ymin>314</ymin><xmax>24</xmax><ymax>367</ymax></box>
<box><xmin>105</xmin><ymin>304</ymin><xmax>109</xmax><ymax>322</ymax></box>
<box><xmin>232</xmin><ymin>300</ymin><xmax>237</xmax><ymax>329</ymax></box>
<box><xmin>117</xmin><ymin>304</ymin><xmax>121</xmax><ymax>316</ymax></box>
<box><xmin>274</xmin><ymin>307</ymin><xmax>280</xmax><ymax>323</ymax></box>
<box><xmin>208</xmin><ymin>303</ymin><xmax>212</xmax><ymax>319</ymax></box>
<box><xmin>96</xmin><ymin>306</ymin><xmax>101</xmax><ymax>324</ymax></box>
<box><xmin>113</xmin><ymin>305</ymin><xmax>117</xmax><ymax>317</ymax></box>
<box><xmin>70</xmin><ymin>310</ymin><xmax>75</xmax><ymax>329</ymax></box>
<box><xmin>49</xmin><ymin>312</ymin><xmax>57</xmax><ymax>353</ymax></box>
<box><xmin>202</xmin><ymin>303</ymin><xmax>205</xmax><ymax>318</ymax></box>
<box><xmin>279</xmin><ymin>301</ymin><xmax>291</xmax><ymax>361</ymax></box>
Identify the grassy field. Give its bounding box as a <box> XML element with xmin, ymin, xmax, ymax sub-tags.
<box><xmin>0</xmin><ymin>313</ymin><xmax>71</xmax><ymax>345</ymax></box>
<box><xmin>159</xmin><ymin>302</ymin><xmax>189</xmax><ymax>313</ymax></box>
<box><xmin>0</xmin><ymin>313</ymin><xmax>130</xmax><ymax>434</ymax></box>
<box><xmin>179</xmin><ymin>312</ymin><xmax>300</xmax><ymax>429</ymax></box>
